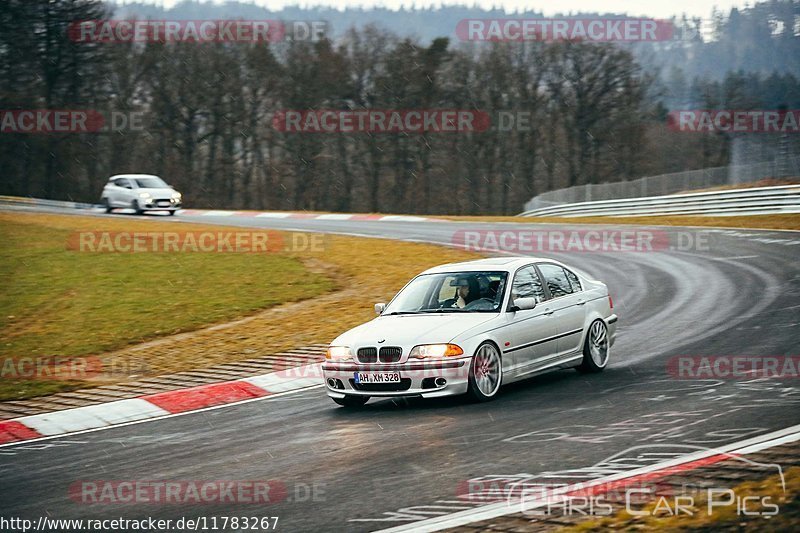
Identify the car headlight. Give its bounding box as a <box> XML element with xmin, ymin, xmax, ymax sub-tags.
<box><xmin>325</xmin><ymin>346</ymin><xmax>353</xmax><ymax>361</ymax></box>
<box><xmin>172</xmin><ymin>192</ymin><xmax>182</xmax><ymax>200</ymax></box>
<box><xmin>409</xmin><ymin>344</ymin><xmax>464</xmax><ymax>359</ymax></box>
<box><xmin>138</xmin><ymin>192</ymin><xmax>151</xmax><ymax>199</ymax></box>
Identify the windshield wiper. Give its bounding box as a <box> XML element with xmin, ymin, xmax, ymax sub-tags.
<box><xmin>384</xmin><ymin>311</ymin><xmax>422</xmax><ymax>315</ymax></box>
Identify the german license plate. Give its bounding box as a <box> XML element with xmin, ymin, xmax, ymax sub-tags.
<box><xmin>354</xmin><ymin>372</ymin><xmax>400</xmax><ymax>384</ymax></box>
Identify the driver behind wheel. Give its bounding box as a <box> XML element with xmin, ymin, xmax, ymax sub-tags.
<box><xmin>444</xmin><ymin>276</ymin><xmax>481</xmax><ymax>309</ymax></box>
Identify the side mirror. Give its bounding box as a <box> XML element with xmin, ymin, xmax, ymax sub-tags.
<box><xmin>509</xmin><ymin>297</ymin><xmax>537</xmax><ymax>312</ymax></box>
<box><xmin>374</xmin><ymin>303</ymin><xmax>386</xmax><ymax>315</ymax></box>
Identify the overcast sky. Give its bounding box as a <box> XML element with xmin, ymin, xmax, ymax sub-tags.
<box><xmin>145</xmin><ymin>1</ymin><xmax>747</xmax><ymax>20</ymax></box>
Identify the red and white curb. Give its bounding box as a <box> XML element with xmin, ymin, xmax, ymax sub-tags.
<box><xmin>0</xmin><ymin>364</ymin><xmax>323</xmax><ymax>446</ymax></box>
<box><xmin>375</xmin><ymin>423</ymin><xmax>800</xmax><ymax>532</ymax></box>
<box><xmin>178</xmin><ymin>209</ymin><xmax>440</xmax><ymax>222</ymax></box>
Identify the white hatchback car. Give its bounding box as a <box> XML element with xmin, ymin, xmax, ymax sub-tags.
<box><xmin>101</xmin><ymin>174</ymin><xmax>182</xmax><ymax>215</ymax></box>
<box><xmin>323</xmin><ymin>257</ymin><xmax>617</xmax><ymax>406</ymax></box>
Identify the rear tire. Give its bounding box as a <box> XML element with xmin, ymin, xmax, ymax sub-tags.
<box><xmin>576</xmin><ymin>320</ymin><xmax>609</xmax><ymax>373</ymax></box>
<box><xmin>103</xmin><ymin>198</ymin><xmax>112</xmax><ymax>213</ymax></box>
<box><xmin>466</xmin><ymin>342</ymin><xmax>502</xmax><ymax>402</ymax></box>
<box><xmin>332</xmin><ymin>395</ymin><xmax>369</xmax><ymax>407</ymax></box>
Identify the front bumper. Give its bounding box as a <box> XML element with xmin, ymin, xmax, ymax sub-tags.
<box><xmin>141</xmin><ymin>198</ymin><xmax>181</xmax><ymax>210</ymax></box>
<box><xmin>322</xmin><ymin>357</ymin><xmax>471</xmax><ymax>399</ymax></box>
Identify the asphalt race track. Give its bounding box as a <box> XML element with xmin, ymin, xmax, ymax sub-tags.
<box><xmin>1</xmin><ymin>205</ymin><xmax>799</xmax><ymax>531</ymax></box>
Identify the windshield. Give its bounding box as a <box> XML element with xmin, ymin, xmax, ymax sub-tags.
<box><xmin>383</xmin><ymin>271</ymin><xmax>507</xmax><ymax>314</ymax></box>
<box><xmin>134</xmin><ymin>177</ymin><xmax>168</xmax><ymax>188</ymax></box>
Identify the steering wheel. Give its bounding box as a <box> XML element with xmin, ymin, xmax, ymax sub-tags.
<box><xmin>463</xmin><ymin>297</ymin><xmax>495</xmax><ymax>311</ymax></box>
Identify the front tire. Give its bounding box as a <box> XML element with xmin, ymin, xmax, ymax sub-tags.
<box><xmin>332</xmin><ymin>395</ymin><xmax>369</xmax><ymax>407</ymax></box>
<box><xmin>467</xmin><ymin>342</ymin><xmax>502</xmax><ymax>402</ymax></box>
<box><xmin>577</xmin><ymin>320</ymin><xmax>610</xmax><ymax>373</ymax></box>
<box><xmin>132</xmin><ymin>200</ymin><xmax>144</xmax><ymax>215</ymax></box>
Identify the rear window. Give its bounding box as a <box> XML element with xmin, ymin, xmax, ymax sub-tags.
<box><xmin>564</xmin><ymin>268</ymin><xmax>582</xmax><ymax>292</ymax></box>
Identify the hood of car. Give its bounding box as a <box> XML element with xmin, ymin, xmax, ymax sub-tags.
<box><xmin>136</xmin><ymin>187</ymin><xmax>176</xmax><ymax>197</ymax></box>
<box><xmin>331</xmin><ymin>313</ymin><xmax>499</xmax><ymax>349</ymax></box>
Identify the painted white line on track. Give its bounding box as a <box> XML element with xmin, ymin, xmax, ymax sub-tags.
<box><xmin>379</xmin><ymin>215</ymin><xmax>429</xmax><ymax>222</ymax></box>
<box><xmin>316</xmin><ymin>214</ymin><xmax>354</xmax><ymax>220</ymax></box>
<box><xmin>374</xmin><ymin>423</ymin><xmax>800</xmax><ymax>532</ymax></box>
<box><xmin>708</xmin><ymin>255</ymin><xmax>760</xmax><ymax>261</ymax></box>
<box><xmin>255</xmin><ymin>212</ymin><xmax>293</xmax><ymax>218</ymax></box>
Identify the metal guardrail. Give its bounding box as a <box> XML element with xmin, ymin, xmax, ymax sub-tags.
<box><xmin>0</xmin><ymin>195</ymin><xmax>96</xmax><ymax>210</ymax></box>
<box><xmin>522</xmin><ymin>158</ymin><xmax>800</xmax><ymax>212</ymax></box>
<box><xmin>519</xmin><ymin>185</ymin><xmax>800</xmax><ymax>218</ymax></box>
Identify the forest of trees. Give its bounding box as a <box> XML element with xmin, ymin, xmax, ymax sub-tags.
<box><xmin>0</xmin><ymin>0</ymin><xmax>798</xmax><ymax>214</ymax></box>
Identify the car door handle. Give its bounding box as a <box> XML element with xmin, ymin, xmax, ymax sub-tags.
<box><xmin>576</xmin><ymin>300</ymin><xmax>586</xmax><ymax>306</ymax></box>
<box><xmin>542</xmin><ymin>308</ymin><xmax>553</xmax><ymax>315</ymax></box>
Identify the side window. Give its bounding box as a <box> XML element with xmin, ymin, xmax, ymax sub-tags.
<box><xmin>564</xmin><ymin>268</ymin><xmax>582</xmax><ymax>292</ymax></box>
<box><xmin>511</xmin><ymin>266</ymin><xmax>546</xmax><ymax>304</ymax></box>
<box><xmin>115</xmin><ymin>178</ymin><xmax>131</xmax><ymax>188</ymax></box>
<box><xmin>538</xmin><ymin>264</ymin><xmax>573</xmax><ymax>298</ymax></box>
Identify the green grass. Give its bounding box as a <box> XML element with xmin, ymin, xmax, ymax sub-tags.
<box><xmin>0</xmin><ymin>217</ymin><xmax>333</xmax><ymax>360</ymax></box>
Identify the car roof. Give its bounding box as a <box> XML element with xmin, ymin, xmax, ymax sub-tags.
<box><xmin>108</xmin><ymin>174</ymin><xmax>161</xmax><ymax>181</ymax></box>
<box><xmin>421</xmin><ymin>256</ymin><xmax>557</xmax><ymax>274</ymax></box>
